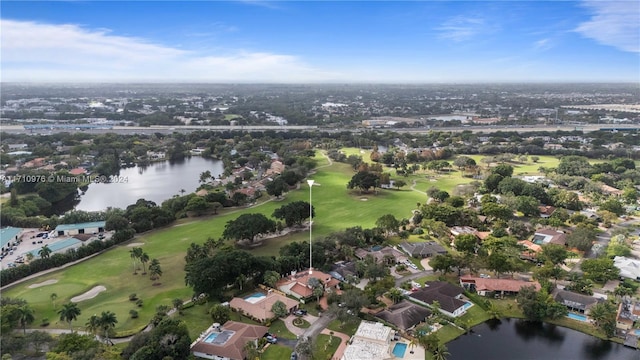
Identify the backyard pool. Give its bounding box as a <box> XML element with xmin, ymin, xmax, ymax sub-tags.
<box><xmin>463</xmin><ymin>301</ymin><xmax>474</xmax><ymax>310</ymax></box>
<box><xmin>204</xmin><ymin>332</ymin><xmax>219</xmax><ymax>343</ymax></box>
<box><xmin>244</xmin><ymin>292</ymin><xmax>266</xmax><ymax>304</ymax></box>
<box><xmin>567</xmin><ymin>313</ymin><xmax>588</xmax><ymax>322</ymax></box>
<box><xmin>392</xmin><ymin>343</ymin><xmax>407</xmax><ymax>358</ymax></box>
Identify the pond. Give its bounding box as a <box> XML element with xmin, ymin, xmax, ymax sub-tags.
<box><xmin>74</xmin><ymin>156</ymin><xmax>223</xmax><ymax>211</ymax></box>
<box><xmin>447</xmin><ymin>319</ymin><xmax>638</xmax><ymax>360</ymax></box>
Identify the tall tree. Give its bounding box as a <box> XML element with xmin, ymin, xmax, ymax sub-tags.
<box><xmin>98</xmin><ymin>311</ymin><xmax>118</xmax><ymax>344</ymax></box>
<box><xmin>58</xmin><ymin>302</ymin><xmax>81</xmax><ymax>332</ymax></box>
<box><xmin>38</xmin><ymin>244</ymin><xmax>52</xmax><ymax>259</ymax></box>
<box><xmin>18</xmin><ymin>305</ymin><xmax>35</xmax><ymax>334</ymax></box>
<box><xmin>149</xmin><ymin>258</ymin><xmax>163</xmax><ymax>285</ymax></box>
<box><xmin>140</xmin><ymin>252</ymin><xmax>150</xmax><ymax>275</ymax></box>
<box><xmin>271</xmin><ymin>300</ymin><xmax>288</xmax><ymax>318</ymax></box>
<box><xmin>222</xmin><ymin>213</ymin><xmax>276</xmax><ymax>244</ymax></box>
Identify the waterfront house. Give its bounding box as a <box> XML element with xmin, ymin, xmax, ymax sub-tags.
<box><xmin>341</xmin><ymin>321</ymin><xmax>394</xmax><ymax>360</ymax></box>
<box><xmin>191</xmin><ymin>321</ymin><xmax>268</xmax><ymax>360</ymax></box>
<box><xmin>375</xmin><ymin>300</ymin><xmax>431</xmax><ymax>331</ymax></box>
<box><xmin>551</xmin><ymin>288</ymin><xmax>602</xmax><ymax>315</ymax></box>
<box><xmin>408</xmin><ymin>281</ymin><xmax>467</xmax><ymax>318</ymax></box>
<box><xmin>460</xmin><ymin>276</ymin><xmax>541</xmax><ymax>297</ymax></box>
<box><xmin>615</xmin><ymin>299</ymin><xmax>640</xmax><ymax>333</ymax></box>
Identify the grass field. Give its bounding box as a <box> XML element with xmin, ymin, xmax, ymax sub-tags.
<box><xmin>312</xmin><ymin>334</ymin><xmax>341</xmax><ymax>360</ymax></box>
<box><xmin>262</xmin><ymin>344</ymin><xmax>293</xmax><ymax>360</ymax></box>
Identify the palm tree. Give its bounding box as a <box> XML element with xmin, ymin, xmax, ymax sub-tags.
<box><xmin>408</xmin><ymin>337</ymin><xmax>418</xmax><ymax>354</ymax></box>
<box><xmin>487</xmin><ymin>302</ymin><xmax>502</xmax><ymax>320</ymax></box>
<box><xmin>85</xmin><ymin>314</ymin><xmax>101</xmax><ymax>336</ymax></box>
<box><xmin>243</xmin><ymin>340</ymin><xmax>260</xmax><ymax>360</ymax></box>
<box><xmin>58</xmin><ymin>302</ymin><xmax>81</xmax><ymax>332</ymax></box>
<box><xmin>388</xmin><ymin>288</ymin><xmax>404</xmax><ymax>304</ymax></box>
<box><xmin>38</xmin><ymin>244</ymin><xmax>52</xmax><ymax>259</ymax></box>
<box><xmin>18</xmin><ymin>305</ymin><xmax>35</xmax><ymax>334</ymax></box>
<box><xmin>235</xmin><ymin>274</ymin><xmax>247</xmax><ymax>291</ymax></box>
<box><xmin>129</xmin><ymin>248</ymin><xmax>139</xmax><ymax>274</ymax></box>
<box><xmin>432</xmin><ymin>343</ymin><xmax>451</xmax><ymax>360</ymax></box>
<box><xmin>50</xmin><ymin>293</ymin><xmax>58</xmax><ymax>309</ymax></box>
<box><xmin>139</xmin><ymin>252</ymin><xmax>150</xmax><ymax>275</ymax></box>
<box><xmin>98</xmin><ymin>311</ymin><xmax>118</xmax><ymax>344</ymax></box>
<box><xmin>149</xmin><ymin>258</ymin><xmax>163</xmax><ymax>285</ymax></box>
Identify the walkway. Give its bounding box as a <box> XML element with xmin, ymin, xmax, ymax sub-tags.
<box><xmin>320</xmin><ymin>328</ymin><xmax>350</xmax><ymax>360</ymax></box>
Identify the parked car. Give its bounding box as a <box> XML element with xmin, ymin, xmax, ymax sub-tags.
<box><xmin>293</xmin><ymin>309</ymin><xmax>307</xmax><ymax>316</ymax></box>
<box><xmin>265</xmin><ymin>335</ymin><xmax>277</xmax><ymax>344</ymax></box>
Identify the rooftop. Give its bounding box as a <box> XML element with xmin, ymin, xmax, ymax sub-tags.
<box><xmin>354</xmin><ymin>320</ymin><xmax>394</xmax><ymax>342</ymax></box>
<box><xmin>55</xmin><ymin>221</ymin><xmax>106</xmax><ymax>231</ymax></box>
<box><xmin>0</xmin><ymin>227</ymin><xmax>22</xmax><ymax>248</ymax></box>
<box><xmin>341</xmin><ymin>338</ymin><xmax>389</xmax><ymax>360</ymax></box>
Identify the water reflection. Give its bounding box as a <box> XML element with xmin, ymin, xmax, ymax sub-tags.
<box><xmin>513</xmin><ymin>320</ymin><xmax>565</xmax><ymax>345</ymax></box>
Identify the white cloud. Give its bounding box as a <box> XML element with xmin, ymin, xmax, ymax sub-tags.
<box><xmin>575</xmin><ymin>0</ymin><xmax>640</xmax><ymax>53</ymax></box>
<box><xmin>0</xmin><ymin>19</ymin><xmax>337</xmax><ymax>82</ymax></box>
<box><xmin>533</xmin><ymin>38</ymin><xmax>553</xmax><ymax>51</ymax></box>
<box><xmin>437</xmin><ymin>16</ymin><xmax>487</xmax><ymax>42</ymax></box>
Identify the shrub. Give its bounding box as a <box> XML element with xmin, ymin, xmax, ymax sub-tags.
<box><xmin>136</xmin><ymin>299</ymin><xmax>144</xmax><ymax>307</ymax></box>
<box><xmin>129</xmin><ymin>310</ymin><xmax>139</xmax><ymax>319</ymax></box>
<box><xmin>129</xmin><ymin>293</ymin><xmax>138</xmax><ymax>301</ymax></box>
<box><xmin>40</xmin><ymin>318</ymin><xmax>49</xmax><ymax>327</ymax></box>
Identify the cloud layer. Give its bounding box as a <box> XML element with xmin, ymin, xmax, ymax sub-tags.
<box><xmin>575</xmin><ymin>0</ymin><xmax>640</xmax><ymax>53</ymax></box>
<box><xmin>0</xmin><ymin>19</ymin><xmax>335</xmax><ymax>82</ymax></box>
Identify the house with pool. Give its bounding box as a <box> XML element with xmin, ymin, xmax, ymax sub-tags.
<box><xmin>551</xmin><ymin>287</ymin><xmax>603</xmax><ymax>316</ymax></box>
<box><xmin>190</xmin><ymin>321</ymin><xmax>268</xmax><ymax>360</ymax></box>
<box><xmin>375</xmin><ymin>300</ymin><xmax>431</xmax><ymax>332</ymax></box>
<box><xmin>341</xmin><ymin>321</ymin><xmax>394</xmax><ymax>360</ymax></box>
<box><xmin>276</xmin><ymin>269</ymin><xmax>340</xmax><ymax>301</ymax></box>
<box><xmin>229</xmin><ymin>290</ymin><xmax>299</xmax><ymax>323</ymax></box>
<box><xmin>459</xmin><ymin>276</ymin><xmax>541</xmax><ymax>297</ymax></box>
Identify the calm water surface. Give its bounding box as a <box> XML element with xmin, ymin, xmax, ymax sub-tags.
<box><xmin>75</xmin><ymin>157</ymin><xmax>223</xmax><ymax>211</ymax></box>
<box><xmin>448</xmin><ymin>319</ymin><xmax>638</xmax><ymax>360</ymax></box>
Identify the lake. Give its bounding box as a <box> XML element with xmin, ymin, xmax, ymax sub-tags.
<box><xmin>448</xmin><ymin>319</ymin><xmax>638</xmax><ymax>360</ymax></box>
<box><xmin>75</xmin><ymin>156</ymin><xmax>223</xmax><ymax>211</ymax></box>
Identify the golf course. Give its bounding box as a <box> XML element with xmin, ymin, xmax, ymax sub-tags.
<box><xmin>2</xmin><ymin>151</ymin><xmax>563</xmax><ymax>335</ymax></box>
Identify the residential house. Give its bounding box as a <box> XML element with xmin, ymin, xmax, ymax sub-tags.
<box><xmin>460</xmin><ymin>276</ymin><xmax>541</xmax><ymax>297</ymax></box>
<box><xmin>191</xmin><ymin>321</ymin><xmax>269</xmax><ymax>360</ymax></box>
<box><xmin>400</xmin><ymin>241</ymin><xmax>446</xmax><ymax>258</ymax></box>
<box><xmin>276</xmin><ymin>269</ymin><xmax>340</xmax><ymax>301</ymax></box>
<box><xmin>355</xmin><ymin>246</ymin><xmax>408</xmax><ymax>264</ymax></box>
<box><xmin>330</xmin><ymin>261</ymin><xmax>357</xmax><ymax>282</ymax></box>
<box><xmin>229</xmin><ymin>291</ymin><xmax>299</xmax><ymax>323</ymax></box>
<box><xmin>614</xmin><ymin>256</ymin><xmax>640</xmax><ymax>281</ymax></box>
<box><xmin>538</xmin><ymin>205</ymin><xmax>556</xmax><ymax>218</ymax></box>
<box><xmin>341</xmin><ymin>321</ymin><xmax>394</xmax><ymax>360</ymax></box>
<box><xmin>616</xmin><ymin>299</ymin><xmax>640</xmax><ymax>333</ymax></box>
<box><xmin>532</xmin><ymin>229</ymin><xmax>567</xmax><ymax>246</ymax></box>
<box><xmin>408</xmin><ymin>281</ymin><xmax>468</xmax><ymax>318</ymax></box>
<box><xmin>450</xmin><ymin>226</ymin><xmax>479</xmax><ymax>238</ymax></box>
<box><xmin>7</xmin><ymin>143</ymin><xmax>28</xmax><ymax>150</ymax></box>
<box><xmin>551</xmin><ymin>288</ymin><xmax>603</xmax><ymax>315</ymax></box>
<box><xmin>375</xmin><ymin>300</ymin><xmax>431</xmax><ymax>331</ymax></box>
<box><xmin>518</xmin><ymin>240</ymin><xmax>543</xmax><ymax>261</ymax></box>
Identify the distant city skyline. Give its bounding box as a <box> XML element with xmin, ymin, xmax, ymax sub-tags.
<box><xmin>1</xmin><ymin>1</ymin><xmax>639</xmax><ymax>83</ymax></box>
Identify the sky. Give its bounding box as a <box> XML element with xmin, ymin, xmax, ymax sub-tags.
<box><xmin>1</xmin><ymin>0</ymin><xmax>639</xmax><ymax>83</ymax></box>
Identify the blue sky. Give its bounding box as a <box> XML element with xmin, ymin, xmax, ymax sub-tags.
<box><xmin>1</xmin><ymin>1</ymin><xmax>638</xmax><ymax>82</ymax></box>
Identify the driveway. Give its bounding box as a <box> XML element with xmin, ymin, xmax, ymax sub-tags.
<box><xmin>320</xmin><ymin>328</ymin><xmax>350</xmax><ymax>360</ymax></box>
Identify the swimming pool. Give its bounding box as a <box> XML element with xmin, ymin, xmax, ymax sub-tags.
<box><xmin>635</xmin><ymin>329</ymin><xmax>640</xmax><ymax>336</ymax></box>
<box><xmin>392</xmin><ymin>343</ymin><xmax>407</xmax><ymax>358</ymax></box>
<box><xmin>244</xmin><ymin>292</ymin><xmax>266</xmax><ymax>304</ymax></box>
<box><xmin>463</xmin><ymin>301</ymin><xmax>474</xmax><ymax>310</ymax></box>
<box><xmin>567</xmin><ymin>313</ymin><xmax>588</xmax><ymax>322</ymax></box>
<box><xmin>204</xmin><ymin>332</ymin><xmax>219</xmax><ymax>343</ymax></box>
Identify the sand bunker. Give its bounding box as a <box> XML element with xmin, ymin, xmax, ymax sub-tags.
<box><xmin>127</xmin><ymin>242</ymin><xmax>144</xmax><ymax>247</ymax></box>
<box><xmin>71</xmin><ymin>285</ymin><xmax>106</xmax><ymax>302</ymax></box>
<box><xmin>28</xmin><ymin>279</ymin><xmax>58</xmax><ymax>289</ymax></box>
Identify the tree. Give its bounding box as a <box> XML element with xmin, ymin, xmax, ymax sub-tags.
<box><xmin>581</xmin><ymin>258</ymin><xmax>619</xmax><ymax>283</ymax></box>
<box><xmin>58</xmin><ymin>302</ymin><xmax>81</xmax><ymax>332</ymax></box>
<box><xmin>375</xmin><ymin>214</ymin><xmax>400</xmax><ymax>237</ymax></box>
<box><xmin>209</xmin><ymin>304</ymin><xmax>230</xmax><ymax>324</ymax></box>
<box><xmin>185</xmin><ymin>196</ymin><xmax>209</xmax><ymax>216</ymax></box>
<box><xmin>492</xmin><ymin>164</ymin><xmax>514</xmax><ymax>177</ymax></box>
<box><xmin>430</xmin><ymin>254</ymin><xmax>455</xmax><ymax>274</ymax></box>
<box><xmin>38</xmin><ymin>244</ymin><xmax>52</xmax><ymax>259</ymax></box>
<box><xmin>129</xmin><ymin>247</ymin><xmax>142</xmax><ymax>274</ymax></box>
<box><xmin>417</xmin><ymin>333</ymin><xmax>439</xmax><ymax>353</ymax></box>
<box><xmin>271</xmin><ymin>300</ymin><xmax>288</xmax><ymax>318</ymax></box>
<box><xmin>265</xmin><ymin>176</ymin><xmax>288</xmax><ymax>198</ymax></box>
<box><xmin>347</xmin><ymin>170</ymin><xmax>380</xmax><ymax>193</ymax></box>
<box><xmin>454</xmin><ymin>234</ymin><xmax>478</xmax><ymax>255</ymax></box>
<box><xmin>139</xmin><ymin>252</ymin><xmax>150</xmax><ymax>275</ymax></box>
<box><xmin>263</xmin><ymin>270</ymin><xmax>280</xmax><ymax>288</ymax></box>
<box><xmin>148</xmin><ymin>258</ymin><xmax>163</xmax><ymax>285</ymax></box>
<box><xmin>589</xmin><ymin>301</ymin><xmax>617</xmax><ymax>338</ymax></box>
<box><xmin>454</xmin><ymin>156</ymin><xmax>476</xmax><ymax>170</ymax></box>
<box><xmin>388</xmin><ymin>288</ymin><xmax>403</xmax><ymax>304</ymax></box>
<box><xmin>98</xmin><ymin>311</ymin><xmax>118</xmax><ymax>344</ymax></box>
<box><xmin>222</xmin><ymin>213</ymin><xmax>276</xmax><ymax>244</ymax></box>
<box><xmin>599</xmin><ymin>198</ymin><xmax>625</xmax><ymax>216</ymax></box>
<box><xmin>50</xmin><ymin>293</ymin><xmax>58</xmax><ymax>309</ymax></box>
<box><xmin>272</xmin><ymin>201</ymin><xmax>313</xmax><ymax>227</ymax></box>
<box><xmin>243</xmin><ymin>340</ymin><xmax>260</xmax><ymax>360</ymax></box>
<box><xmin>566</xmin><ymin>225</ymin><xmax>597</xmax><ymax>252</ymax></box>
<box><xmin>85</xmin><ymin>315</ymin><xmax>101</xmax><ymax>336</ymax></box>
<box><xmin>432</xmin><ymin>343</ymin><xmax>451</xmax><ymax>360</ymax></box>
<box><xmin>235</xmin><ymin>274</ymin><xmax>247</xmax><ymax>291</ymax></box>
<box><xmin>516</xmin><ymin>285</ymin><xmax>567</xmax><ymax>322</ymax></box>
<box><xmin>538</xmin><ymin>244</ymin><xmax>568</xmax><ymax>266</ymax></box>
<box><xmin>515</xmin><ymin>196</ymin><xmax>540</xmax><ymax>216</ymax></box>
<box><xmin>394</xmin><ymin>179</ymin><xmax>407</xmax><ymax>189</ymax></box>
<box><xmin>17</xmin><ymin>304</ymin><xmax>35</xmax><ymax>334</ymax></box>
<box><xmin>295</xmin><ymin>336</ymin><xmax>313</xmax><ymax>358</ymax></box>
<box><xmin>199</xmin><ymin>170</ymin><xmax>212</xmax><ymax>184</ymax></box>
<box><xmin>172</xmin><ymin>298</ymin><xmax>184</xmax><ymax>315</ymax></box>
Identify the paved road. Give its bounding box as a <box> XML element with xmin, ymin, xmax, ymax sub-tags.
<box><xmin>394</xmin><ymin>269</ymin><xmax>434</xmax><ymax>286</ymax></box>
<box><xmin>295</xmin><ymin>312</ymin><xmax>336</xmax><ymax>359</ymax></box>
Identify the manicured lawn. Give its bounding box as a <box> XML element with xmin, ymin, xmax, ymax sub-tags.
<box><xmin>312</xmin><ymin>333</ymin><xmax>342</xmax><ymax>360</ymax></box>
<box><xmin>435</xmin><ymin>323</ymin><xmax>465</xmax><ymax>344</ymax></box>
<box><xmin>269</xmin><ymin>319</ymin><xmax>297</xmax><ymax>340</ymax></box>
<box><xmin>262</xmin><ymin>344</ymin><xmax>293</xmax><ymax>360</ymax></box>
<box><xmin>458</xmin><ymin>303</ymin><xmax>490</xmax><ymax>326</ymax></box>
<box><xmin>292</xmin><ymin>317</ymin><xmax>311</xmax><ymax>328</ymax></box>
<box><xmin>327</xmin><ymin>318</ymin><xmax>361</xmax><ymax>337</ymax></box>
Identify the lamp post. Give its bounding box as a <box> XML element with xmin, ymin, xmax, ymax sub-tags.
<box><xmin>307</xmin><ymin>179</ymin><xmax>314</xmax><ymax>275</ymax></box>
